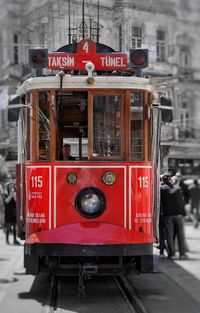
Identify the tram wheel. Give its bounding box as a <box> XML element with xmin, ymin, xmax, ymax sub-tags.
<box><xmin>136</xmin><ymin>255</ymin><xmax>153</xmax><ymax>273</ymax></box>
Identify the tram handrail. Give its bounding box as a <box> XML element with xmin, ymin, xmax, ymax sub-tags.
<box><xmin>8</xmin><ymin>104</ymin><xmax>32</xmax><ymax>109</ymax></box>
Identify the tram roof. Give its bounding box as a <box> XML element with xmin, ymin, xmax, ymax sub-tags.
<box><xmin>17</xmin><ymin>75</ymin><xmax>155</xmax><ymax>96</ymax></box>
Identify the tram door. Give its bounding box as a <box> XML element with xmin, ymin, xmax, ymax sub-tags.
<box><xmin>56</xmin><ymin>91</ymin><xmax>88</xmax><ymax>160</ymax></box>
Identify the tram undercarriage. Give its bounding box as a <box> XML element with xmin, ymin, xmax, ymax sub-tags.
<box><xmin>24</xmin><ymin>248</ymin><xmax>153</xmax><ymax>276</ymax></box>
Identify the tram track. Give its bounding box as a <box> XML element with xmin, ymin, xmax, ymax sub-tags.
<box><xmin>42</xmin><ymin>276</ymin><xmax>60</xmax><ymax>313</ymax></box>
<box><xmin>114</xmin><ymin>275</ymin><xmax>148</xmax><ymax>313</ymax></box>
<box><xmin>42</xmin><ymin>274</ymin><xmax>148</xmax><ymax>313</ymax></box>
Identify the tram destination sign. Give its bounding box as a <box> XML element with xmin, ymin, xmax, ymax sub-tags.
<box><xmin>48</xmin><ymin>39</ymin><xmax>128</xmax><ymax>71</ymax></box>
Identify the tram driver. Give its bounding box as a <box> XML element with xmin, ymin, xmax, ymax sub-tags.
<box><xmin>59</xmin><ymin>144</ymin><xmax>76</xmax><ymax>161</ymax></box>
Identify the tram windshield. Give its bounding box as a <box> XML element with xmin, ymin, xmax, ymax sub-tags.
<box><xmin>56</xmin><ymin>91</ymin><xmax>88</xmax><ymax>160</ymax></box>
<box><xmin>27</xmin><ymin>88</ymin><xmax>151</xmax><ymax>162</ymax></box>
<box><xmin>93</xmin><ymin>95</ymin><xmax>122</xmax><ymax>158</ymax></box>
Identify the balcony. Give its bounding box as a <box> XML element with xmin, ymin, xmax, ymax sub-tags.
<box><xmin>161</xmin><ymin>124</ymin><xmax>199</xmax><ymax>145</ymax></box>
<box><xmin>178</xmin><ymin>66</ymin><xmax>194</xmax><ymax>81</ymax></box>
<box><xmin>145</xmin><ymin>61</ymin><xmax>173</xmax><ymax>77</ymax></box>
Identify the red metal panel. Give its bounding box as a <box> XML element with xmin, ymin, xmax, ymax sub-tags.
<box><xmin>26</xmin><ymin>166</ymin><xmax>51</xmax><ymax>238</ymax></box>
<box><xmin>24</xmin><ymin>162</ymin><xmax>154</xmax><ymax>244</ymax></box>
<box><xmin>27</xmin><ymin>222</ymin><xmax>154</xmax><ymax>244</ymax></box>
<box><xmin>129</xmin><ymin>165</ymin><xmax>153</xmax><ymax>234</ymax></box>
<box><xmin>55</xmin><ymin>165</ymin><xmax>126</xmax><ymax>228</ymax></box>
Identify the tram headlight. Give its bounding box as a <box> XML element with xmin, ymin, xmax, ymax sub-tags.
<box><xmin>75</xmin><ymin>187</ymin><xmax>106</xmax><ymax>218</ymax></box>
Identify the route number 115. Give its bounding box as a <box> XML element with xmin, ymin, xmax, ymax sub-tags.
<box><xmin>138</xmin><ymin>176</ymin><xmax>149</xmax><ymax>188</ymax></box>
<box><xmin>31</xmin><ymin>176</ymin><xmax>43</xmax><ymax>188</ymax></box>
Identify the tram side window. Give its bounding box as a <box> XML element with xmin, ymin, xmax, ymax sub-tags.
<box><xmin>39</xmin><ymin>91</ymin><xmax>50</xmax><ymax>160</ymax></box>
<box><xmin>93</xmin><ymin>95</ymin><xmax>122</xmax><ymax>158</ymax></box>
<box><xmin>130</xmin><ymin>92</ymin><xmax>144</xmax><ymax>160</ymax></box>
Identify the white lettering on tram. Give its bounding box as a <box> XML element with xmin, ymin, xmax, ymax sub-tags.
<box><xmin>100</xmin><ymin>56</ymin><xmax>125</xmax><ymax>67</ymax></box>
<box><xmin>48</xmin><ymin>56</ymin><xmax>75</xmax><ymax>67</ymax></box>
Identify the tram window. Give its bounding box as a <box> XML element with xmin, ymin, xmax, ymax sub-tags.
<box><xmin>56</xmin><ymin>91</ymin><xmax>88</xmax><ymax>160</ymax></box>
<box><xmin>93</xmin><ymin>95</ymin><xmax>122</xmax><ymax>158</ymax></box>
<box><xmin>130</xmin><ymin>92</ymin><xmax>144</xmax><ymax>160</ymax></box>
<box><xmin>38</xmin><ymin>91</ymin><xmax>50</xmax><ymax>160</ymax></box>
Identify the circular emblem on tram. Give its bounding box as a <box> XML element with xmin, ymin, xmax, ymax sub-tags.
<box><xmin>66</xmin><ymin>173</ymin><xmax>78</xmax><ymax>185</ymax></box>
<box><xmin>102</xmin><ymin>171</ymin><xmax>116</xmax><ymax>186</ymax></box>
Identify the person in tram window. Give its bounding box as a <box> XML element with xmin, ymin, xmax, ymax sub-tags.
<box><xmin>59</xmin><ymin>144</ymin><xmax>76</xmax><ymax>161</ymax></box>
<box><xmin>4</xmin><ymin>182</ymin><xmax>20</xmax><ymax>245</ymax></box>
<box><xmin>160</xmin><ymin>173</ymin><xmax>188</xmax><ymax>260</ymax></box>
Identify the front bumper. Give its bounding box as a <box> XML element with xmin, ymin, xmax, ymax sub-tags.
<box><xmin>25</xmin><ymin>222</ymin><xmax>154</xmax><ymax>257</ymax></box>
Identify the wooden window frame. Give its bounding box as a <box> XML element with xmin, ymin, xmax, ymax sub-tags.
<box><xmin>125</xmin><ymin>89</ymin><xmax>130</xmax><ymax>161</ymax></box>
<box><xmin>88</xmin><ymin>89</ymin><xmax>125</xmax><ymax>161</ymax></box>
<box><xmin>25</xmin><ymin>93</ymin><xmax>31</xmax><ymax>161</ymax></box>
<box><xmin>50</xmin><ymin>89</ymin><xmax>56</xmax><ymax>161</ymax></box>
<box><xmin>30</xmin><ymin>88</ymin><xmax>152</xmax><ymax>163</ymax></box>
<box><xmin>148</xmin><ymin>92</ymin><xmax>153</xmax><ymax>161</ymax></box>
<box><xmin>144</xmin><ymin>91</ymin><xmax>149</xmax><ymax>161</ymax></box>
<box><xmin>31</xmin><ymin>90</ymin><xmax>38</xmax><ymax>162</ymax></box>
<box><xmin>31</xmin><ymin>89</ymin><xmax>56</xmax><ymax>162</ymax></box>
<box><xmin>129</xmin><ymin>90</ymin><xmax>152</xmax><ymax>162</ymax></box>
<box><xmin>129</xmin><ymin>90</ymin><xmax>144</xmax><ymax>161</ymax></box>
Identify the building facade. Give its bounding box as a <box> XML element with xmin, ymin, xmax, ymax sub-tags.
<box><xmin>0</xmin><ymin>0</ymin><xmax>200</xmax><ymax>176</ymax></box>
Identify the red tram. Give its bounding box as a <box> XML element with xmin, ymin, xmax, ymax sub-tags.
<box><xmin>15</xmin><ymin>39</ymin><xmax>163</xmax><ymax>277</ymax></box>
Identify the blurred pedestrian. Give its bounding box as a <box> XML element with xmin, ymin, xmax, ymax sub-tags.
<box><xmin>188</xmin><ymin>179</ymin><xmax>200</xmax><ymax>228</ymax></box>
<box><xmin>172</xmin><ymin>176</ymin><xmax>189</xmax><ymax>252</ymax></box>
<box><xmin>175</xmin><ymin>171</ymin><xmax>190</xmax><ymax>204</ymax></box>
<box><xmin>158</xmin><ymin>175</ymin><xmax>167</xmax><ymax>258</ymax></box>
<box><xmin>175</xmin><ymin>171</ymin><xmax>192</xmax><ymax>222</ymax></box>
<box><xmin>4</xmin><ymin>182</ymin><xmax>20</xmax><ymax>245</ymax></box>
<box><xmin>0</xmin><ymin>182</ymin><xmax>4</xmax><ymax>229</ymax></box>
<box><xmin>161</xmin><ymin>173</ymin><xmax>188</xmax><ymax>260</ymax></box>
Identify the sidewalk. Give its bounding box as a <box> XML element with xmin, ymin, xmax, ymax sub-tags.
<box><xmin>154</xmin><ymin>222</ymin><xmax>200</xmax><ymax>305</ymax></box>
<box><xmin>0</xmin><ymin>229</ymin><xmax>24</xmax><ymax>281</ymax></box>
<box><xmin>0</xmin><ymin>229</ymin><xmax>24</xmax><ymax>304</ymax></box>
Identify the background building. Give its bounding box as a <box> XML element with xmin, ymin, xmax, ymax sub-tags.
<box><xmin>0</xmin><ymin>0</ymin><xmax>200</xmax><ymax>176</ymax></box>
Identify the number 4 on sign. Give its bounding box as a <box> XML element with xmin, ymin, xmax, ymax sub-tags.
<box><xmin>83</xmin><ymin>41</ymin><xmax>89</xmax><ymax>53</ymax></box>
<box><xmin>138</xmin><ymin>176</ymin><xmax>149</xmax><ymax>188</ymax></box>
<box><xmin>77</xmin><ymin>39</ymin><xmax>96</xmax><ymax>55</ymax></box>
